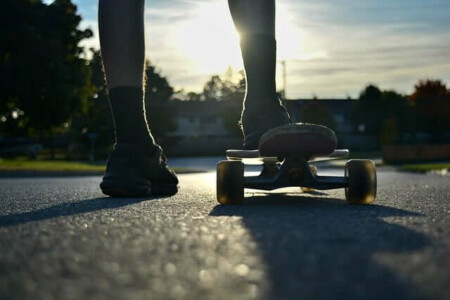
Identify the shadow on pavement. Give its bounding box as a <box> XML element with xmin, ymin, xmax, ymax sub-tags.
<box><xmin>0</xmin><ymin>196</ymin><xmax>167</xmax><ymax>227</ymax></box>
<box><xmin>209</xmin><ymin>194</ymin><xmax>429</xmax><ymax>300</ymax></box>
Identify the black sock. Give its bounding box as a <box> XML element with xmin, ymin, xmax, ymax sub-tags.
<box><xmin>108</xmin><ymin>87</ymin><xmax>157</xmax><ymax>154</ymax></box>
<box><xmin>240</xmin><ymin>34</ymin><xmax>281</xmax><ymax>111</ymax></box>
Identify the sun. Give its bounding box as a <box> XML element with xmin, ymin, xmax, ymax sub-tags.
<box><xmin>170</xmin><ymin>0</ymin><xmax>324</xmax><ymax>95</ymax></box>
<box><xmin>175</xmin><ymin>1</ymin><xmax>242</xmax><ymax>74</ymax></box>
<box><xmin>174</xmin><ymin>1</ymin><xmax>316</xmax><ymax>70</ymax></box>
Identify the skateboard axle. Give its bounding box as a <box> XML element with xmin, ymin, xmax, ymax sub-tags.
<box><xmin>288</xmin><ymin>168</ymin><xmax>303</xmax><ymax>184</ymax></box>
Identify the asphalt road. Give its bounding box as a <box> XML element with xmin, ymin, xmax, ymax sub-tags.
<box><xmin>0</xmin><ymin>161</ymin><xmax>449</xmax><ymax>300</ymax></box>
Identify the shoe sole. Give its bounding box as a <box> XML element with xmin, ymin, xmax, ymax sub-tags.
<box><xmin>259</xmin><ymin>123</ymin><xmax>337</xmax><ymax>157</ymax></box>
<box><xmin>100</xmin><ymin>177</ymin><xmax>178</xmax><ymax>198</ymax></box>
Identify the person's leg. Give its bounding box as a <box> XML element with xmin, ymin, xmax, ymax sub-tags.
<box><xmin>99</xmin><ymin>0</ymin><xmax>156</xmax><ymax>153</ymax></box>
<box><xmin>98</xmin><ymin>0</ymin><xmax>178</xmax><ymax>197</ymax></box>
<box><xmin>228</xmin><ymin>0</ymin><xmax>290</xmax><ymax>149</ymax></box>
<box><xmin>99</xmin><ymin>0</ymin><xmax>145</xmax><ymax>89</ymax></box>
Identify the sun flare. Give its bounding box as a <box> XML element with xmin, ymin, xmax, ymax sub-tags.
<box><xmin>174</xmin><ymin>1</ymin><xmax>316</xmax><ymax>73</ymax></box>
<box><xmin>175</xmin><ymin>1</ymin><xmax>242</xmax><ymax>74</ymax></box>
<box><xmin>166</xmin><ymin>0</ymin><xmax>329</xmax><ymax>95</ymax></box>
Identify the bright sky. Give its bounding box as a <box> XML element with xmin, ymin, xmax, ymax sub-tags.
<box><xmin>52</xmin><ymin>0</ymin><xmax>450</xmax><ymax>98</ymax></box>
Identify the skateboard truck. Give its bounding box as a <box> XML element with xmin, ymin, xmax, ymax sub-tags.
<box><xmin>255</xmin><ymin>153</ymin><xmax>349</xmax><ymax>190</ymax></box>
<box><xmin>217</xmin><ymin>149</ymin><xmax>377</xmax><ymax>205</ymax></box>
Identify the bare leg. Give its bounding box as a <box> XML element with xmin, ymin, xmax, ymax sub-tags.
<box><xmin>98</xmin><ymin>0</ymin><xmax>156</xmax><ymax>151</ymax></box>
<box><xmin>98</xmin><ymin>0</ymin><xmax>178</xmax><ymax>197</ymax></box>
<box><xmin>228</xmin><ymin>0</ymin><xmax>275</xmax><ymax>36</ymax></box>
<box><xmin>99</xmin><ymin>0</ymin><xmax>145</xmax><ymax>89</ymax></box>
<box><xmin>228</xmin><ymin>0</ymin><xmax>275</xmax><ymax>101</ymax></box>
<box><xmin>228</xmin><ymin>0</ymin><xmax>290</xmax><ymax>149</ymax></box>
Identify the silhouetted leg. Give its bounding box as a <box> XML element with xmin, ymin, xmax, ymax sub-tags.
<box><xmin>98</xmin><ymin>0</ymin><xmax>156</xmax><ymax>153</ymax></box>
<box><xmin>98</xmin><ymin>0</ymin><xmax>178</xmax><ymax>197</ymax></box>
<box><xmin>99</xmin><ymin>0</ymin><xmax>145</xmax><ymax>89</ymax></box>
<box><xmin>228</xmin><ymin>0</ymin><xmax>290</xmax><ymax>149</ymax></box>
<box><xmin>228</xmin><ymin>0</ymin><xmax>275</xmax><ymax>36</ymax></box>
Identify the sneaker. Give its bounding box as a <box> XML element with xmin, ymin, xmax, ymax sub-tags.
<box><xmin>240</xmin><ymin>101</ymin><xmax>291</xmax><ymax>150</ymax></box>
<box><xmin>100</xmin><ymin>144</ymin><xmax>178</xmax><ymax>197</ymax></box>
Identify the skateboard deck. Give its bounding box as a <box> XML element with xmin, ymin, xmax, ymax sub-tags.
<box><xmin>217</xmin><ymin>123</ymin><xmax>377</xmax><ymax>205</ymax></box>
<box><xmin>226</xmin><ymin>149</ymin><xmax>349</xmax><ymax>165</ymax></box>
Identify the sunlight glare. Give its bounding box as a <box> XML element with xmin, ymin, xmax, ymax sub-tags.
<box><xmin>175</xmin><ymin>1</ymin><xmax>242</xmax><ymax>74</ymax></box>
<box><xmin>276</xmin><ymin>3</ymin><xmax>325</xmax><ymax>61</ymax></box>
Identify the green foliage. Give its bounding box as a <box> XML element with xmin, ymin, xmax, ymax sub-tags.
<box><xmin>70</xmin><ymin>55</ymin><xmax>178</xmax><ymax>157</ymax></box>
<box><xmin>68</xmin><ymin>49</ymin><xmax>113</xmax><ymax>159</ymax></box>
<box><xmin>353</xmin><ymin>85</ymin><xmax>384</xmax><ymax>136</ymax></box>
<box><xmin>379</xmin><ymin>118</ymin><xmax>399</xmax><ymax>144</ymax></box>
<box><xmin>201</xmin><ymin>68</ymin><xmax>245</xmax><ymax>136</ymax></box>
<box><xmin>203</xmin><ymin>75</ymin><xmax>224</xmax><ymax>101</ymax></box>
<box><xmin>410</xmin><ymin>79</ymin><xmax>450</xmax><ymax>139</ymax></box>
<box><xmin>354</xmin><ymin>85</ymin><xmax>411</xmax><ymax>140</ymax></box>
<box><xmin>0</xmin><ymin>0</ymin><xmax>93</xmax><ymax>138</ymax></box>
<box><xmin>144</xmin><ymin>61</ymin><xmax>177</xmax><ymax>138</ymax></box>
<box><xmin>186</xmin><ymin>92</ymin><xmax>204</xmax><ymax>102</ymax></box>
<box><xmin>144</xmin><ymin>62</ymin><xmax>174</xmax><ymax>103</ymax></box>
<box><xmin>354</xmin><ymin>80</ymin><xmax>449</xmax><ymax>144</ymax></box>
<box><xmin>375</xmin><ymin>90</ymin><xmax>414</xmax><ymax>144</ymax></box>
<box><xmin>202</xmin><ymin>67</ymin><xmax>245</xmax><ymax>103</ymax></box>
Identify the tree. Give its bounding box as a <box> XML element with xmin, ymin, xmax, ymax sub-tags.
<box><xmin>144</xmin><ymin>62</ymin><xmax>174</xmax><ymax>103</ymax></box>
<box><xmin>69</xmin><ymin>57</ymin><xmax>178</xmax><ymax>158</ymax></box>
<box><xmin>410</xmin><ymin>79</ymin><xmax>450</xmax><ymax>140</ymax></box>
<box><xmin>210</xmin><ymin>68</ymin><xmax>245</xmax><ymax>136</ymax></box>
<box><xmin>381</xmin><ymin>91</ymin><xmax>412</xmax><ymax>128</ymax></box>
<box><xmin>353</xmin><ymin>85</ymin><xmax>384</xmax><ymax>136</ymax></box>
<box><xmin>353</xmin><ymin>85</ymin><xmax>418</xmax><ymax>144</ymax></box>
<box><xmin>69</xmin><ymin>49</ymin><xmax>114</xmax><ymax>159</ymax></box>
<box><xmin>379</xmin><ymin>117</ymin><xmax>399</xmax><ymax>144</ymax></box>
<box><xmin>186</xmin><ymin>92</ymin><xmax>203</xmax><ymax>102</ymax></box>
<box><xmin>203</xmin><ymin>75</ymin><xmax>225</xmax><ymax>101</ymax></box>
<box><xmin>0</xmin><ymin>0</ymin><xmax>93</xmax><ymax>157</ymax></box>
<box><xmin>144</xmin><ymin>61</ymin><xmax>177</xmax><ymax>139</ymax></box>
<box><xmin>379</xmin><ymin>90</ymin><xmax>415</xmax><ymax>143</ymax></box>
<box><xmin>203</xmin><ymin>67</ymin><xmax>245</xmax><ymax>102</ymax></box>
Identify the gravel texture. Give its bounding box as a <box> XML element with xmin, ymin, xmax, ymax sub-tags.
<box><xmin>0</xmin><ymin>165</ymin><xmax>449</xmax><ymax>300</ymax></box>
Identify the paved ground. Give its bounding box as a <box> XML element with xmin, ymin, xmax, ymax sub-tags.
<box><xmin>0</xmin><ymin>159</ymin><xmax>449</xmax><ymax>300</ymax></box>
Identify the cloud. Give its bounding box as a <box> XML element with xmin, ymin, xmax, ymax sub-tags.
<box><xmin>73</xmin><ymin>0</ymin><xmax>450</xmax><ymax>97</ymax></box>
<box><xmin>277</xmin><ymin>0</ymin><xmax>450</xmax><ymax>97</ymax></box>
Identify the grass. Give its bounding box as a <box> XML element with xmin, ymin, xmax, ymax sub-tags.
<box><xmin>0</xmin><ymin>159</ymin><xmax>198</xmax><ymax>174</ymax></box>
<box><xmin>0</xmin><ymin>159</ymin><xmax>105</xmax><ymax>173</ymax></box>
<box><xmin>401</xmin><ymin>162</ymin><xmax>450</xmax><ymax>173</ymax></box>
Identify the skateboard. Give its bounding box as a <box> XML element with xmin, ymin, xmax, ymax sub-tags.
<box><xmin>216</xmin><ymin>123</ymin><xmax>377</xmax><ymax>205</ymax></box>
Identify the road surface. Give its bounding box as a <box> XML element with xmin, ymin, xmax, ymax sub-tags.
<box><xmin>0</xmin><ymin>159</ymin><xmax>449</xmax><ymax>299</ymax></box>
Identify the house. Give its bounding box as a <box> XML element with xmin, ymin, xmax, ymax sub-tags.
<box><xmin>166</xmin><ymin>101</ymin><xmax>233</xmax><ymax>138</ymax></box>
<box><xmin>163</xmin><ymin>100</ymin><xmax>242</xmax><ymax>156</ymax></box>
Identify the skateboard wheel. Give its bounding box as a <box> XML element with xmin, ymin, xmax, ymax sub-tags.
<box><xmin>345</xmin><ymin>159</ymin><xmax>377</xmax><ymax>204</ymax></box>
<box><xmin>301</xmin><ymin>165</ymin><xmax>318</xmax><ymax>193</ymax></box>
<box><xmin>217</xmin><ymin>160</ymin><xmax>244</xmax><ymax>205</ymax></box>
